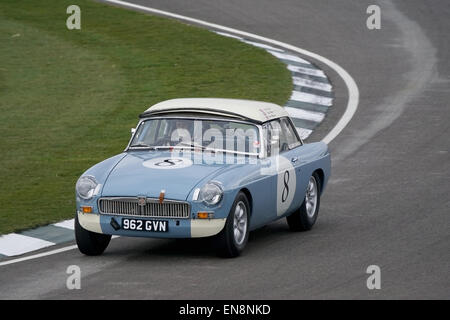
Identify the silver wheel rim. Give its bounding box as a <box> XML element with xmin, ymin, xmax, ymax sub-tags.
<box><xmin>233</xmin><ymin>201</ymin><xmax>247</xmax><ymax>245</ymax></box>
<box><xmin>305</xmin><ymin>176</ymin><xmax>318</xmax><ymax>218</ymax></box>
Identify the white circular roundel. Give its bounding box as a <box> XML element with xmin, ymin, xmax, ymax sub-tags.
<box><xmin>143</xmin><ymin>157</ymin><xmax>193</xmax><ymax>169</ymax></box>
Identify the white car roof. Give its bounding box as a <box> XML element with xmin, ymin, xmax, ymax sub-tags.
<box><xmin>141</xmin><ymin>98</ymin><xmax>289</xmax><ymax>123</ymax></box>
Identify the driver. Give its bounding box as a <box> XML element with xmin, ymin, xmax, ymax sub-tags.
<box><xmin>175</xmin><ymin>119</ymin><xmax>191</xmax><ymax>131</ymax></box>
<box><xmin>172</xmin><ymin>119</ymin><xmax>194</xmax><ymax>145</ymax></box>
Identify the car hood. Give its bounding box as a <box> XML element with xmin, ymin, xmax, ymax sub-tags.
<box><xmin>101</xmin><ymin>151</ymin><xmax>227</xmax><ymax>200</ymax></box>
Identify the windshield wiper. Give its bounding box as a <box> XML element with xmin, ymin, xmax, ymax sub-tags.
<box><xmin>179</xmin><ymin>142</ymin><xmax>204</xmax><ymax>149</ymax></box>
<box><xmin>129</xmin><ymin>143</ymin><xmax>153</xmax><ymax>148</ymax></box>
<box><xmin>128</xmin><ymin>144</ymin><xmax>177</xmax><ymax>150</ymax></box>
<box><xmin>178</xmin><ymin>142</ymin><xmax>215</xmax><ymax>153</ymax></box>
<box><xmin>129</xmin><ymin>142</ymin><xmax>218</xmax><ymax>154</ymax></box>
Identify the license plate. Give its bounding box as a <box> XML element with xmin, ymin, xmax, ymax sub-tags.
<box><xmin>122</xmin><ymin>218</ymin><xmax>168</xmax><ymax>232</ymax></box>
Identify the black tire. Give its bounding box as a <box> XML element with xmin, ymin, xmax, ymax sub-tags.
<box><xmin>287</xmin><ymin>172</ymin><xmax>321</xmax><ymax>231</ymax></box>
<box><xmin>75</xmin><ymin>213</ymin><xmax>111</xmax><ymax>256</ymax></box>
<box><xmin>214</xmin><ymin>192</ymin><xmax>250</xmax><ymax>258</ymax></box>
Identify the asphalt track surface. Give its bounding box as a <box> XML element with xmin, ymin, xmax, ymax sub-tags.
<box><xmin>0</xmin><ymin>0</ymin><xmax>449</xmax><ymax>299</ymax></box>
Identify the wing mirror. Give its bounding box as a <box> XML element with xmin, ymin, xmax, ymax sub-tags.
<box><xmin>131</xmin><ymin>128</ymin><xmax>136</xmax><ymax>136</ymax></box>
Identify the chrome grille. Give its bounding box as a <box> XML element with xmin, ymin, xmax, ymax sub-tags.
<box><xmin>98</xmin><ymin>197</ymin><xmax>190</xmax><ymax>218</ymax></box>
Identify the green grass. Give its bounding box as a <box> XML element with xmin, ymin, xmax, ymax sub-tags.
<box><xmin>0</xmin><ymin>0</ymin><xmax>292</xmax><ymax>234</ymax></box>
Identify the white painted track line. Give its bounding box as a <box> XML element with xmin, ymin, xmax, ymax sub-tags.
<box><xmin>214</xmin><ymin>31</ymin><xmax>243</xmax><ymax>40</ymax></box>
<box><xmin>285</xmin><ymin>107</ymin><xmax>325</xmax><ymax>123</ymax></box>
<box><xmin>293</xmin><ymin>76</ymin><xmax>332</xmax><ymax>92</ymax></box>
<box><xmin>290</xmin><ymin>91</ymin><xmax>333</xmax><ymax>106</ymax></box>
<box><xmin>0</xmin><ymin>234</ymin><xmax>54</xmax><ymax>256</ymax></box>
<box><xmin>242</xmin><ymin>40</ymin><xmax>285</xmax><ymax>52</ymax></box>
<box><xmin>267</xmin><ymin>50</ymin><xmax>312</xmax><ymax>64</ymax></box>
<box><xmin>287</xmin><ymin>65</ymin><xmax>327</xmax><ymax>78</ymax></box>
<box><xmin>53</xmin><ymin>219</ymin><xmax>75</xmax><ymax>230</ymax></box>
<box><xmin>0</xmin><ymin>245</ymin><xmax>78</xmax><ymax>266</ymax></box>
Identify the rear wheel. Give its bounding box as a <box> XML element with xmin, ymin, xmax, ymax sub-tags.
<box><xmin>214</xmin><ymin>192</ymin><xmax>250</xmax><ymax>258</ymax></box>
<box><xmin>287</xmin><ymin>172</ymin><xmax>321</xmax><ymax>231</ymax></box>
<box><xmin>75</xmin><ymin>214</ymin><xmax>111</xmax><ymax>256</ymax></box>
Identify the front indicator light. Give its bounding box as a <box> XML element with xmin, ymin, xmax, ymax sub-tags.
<box><xmin>81</xmin><ymin>206</ymin><xmax>93</xmax><ymax>214</ymax></box>
<box><xmin>197</xmin><ymin>212</ymin><xmax>213</xmax><ymax>219</ymax></box>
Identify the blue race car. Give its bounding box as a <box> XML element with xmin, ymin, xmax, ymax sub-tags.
<box><xmin>75</xmin><ymin>98</ymin><xmax>331</xmax><ymax>257</ymax></box>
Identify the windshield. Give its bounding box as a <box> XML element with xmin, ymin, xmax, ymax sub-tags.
<box><xmin>129</xmin><ymin>118</ymin><xmax>260</xmax><ymax>155</ymax></box>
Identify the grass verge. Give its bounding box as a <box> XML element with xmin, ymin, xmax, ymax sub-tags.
<box><xmin>0</xmin><ymin>0</ymin><xmax>292</xmax><ymax>234</ymax></box>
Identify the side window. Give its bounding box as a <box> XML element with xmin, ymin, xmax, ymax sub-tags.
<box><xmin>263</xmin><ymin>120</ymin><xmax>282</xmax><ymax>157</ymax></box>
<box><xmin>263</xmin><ymin>118</ymin><xmax>301</xmax><ymax>157</ymax></box>
<box><xmin>280</xmin><ymin>118</ymin><xmax>301</xmax><ymax>149</ymax></box>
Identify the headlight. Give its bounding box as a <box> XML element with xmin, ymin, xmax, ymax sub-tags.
<box><xmin>76</xmin><ymin>176</ymin><xmax>99</xmax><ymax>200</ymax></box>
<box><xmin>198</xmin><ymin>182</ymin><xmax>223</xmax><ymax>206</ymax></box>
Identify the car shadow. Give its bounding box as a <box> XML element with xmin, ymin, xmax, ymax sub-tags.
<box><xmin>111</xmin><ymin>220</ymin><xmax>299</xmax><ymax>260</ymax></box>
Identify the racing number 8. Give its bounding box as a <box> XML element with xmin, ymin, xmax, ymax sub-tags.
<box><xmin>282</xmin><ymin>170</ymin><xmax>289</xmax><ymax>202</ymax></box>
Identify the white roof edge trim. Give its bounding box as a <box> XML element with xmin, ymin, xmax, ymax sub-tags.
<box><xmin>141</xmin><ymin>109</ymin><xmax>247</xmax><ymax>121</ymax></box>
<box><xmin>142</xmin><ymin>98</ymin><xmax>289</xmax><ymax>123</ymax></box>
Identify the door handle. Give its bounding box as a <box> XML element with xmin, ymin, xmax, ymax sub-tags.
<box><xmin>291</xmin><ymin>157</ymin><xmax>298</xmax><ymax>163</ymax></box>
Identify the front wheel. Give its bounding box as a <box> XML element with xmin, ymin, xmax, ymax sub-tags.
<box><xmin>214</xmin><ymin>192</ymin><xmax>250</xmax><ymax>258</ymax></box>
<box><xmin>75</xmin><ymin>214</ymin><xmax>111</xmax><ymax>256</ymax></box>
<box><xmin>287</xmin><ymin>173</ymin><xmax>321</xmax><ymax>231</ymax></box>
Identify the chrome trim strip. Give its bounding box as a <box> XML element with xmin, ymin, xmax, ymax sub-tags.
<box><xmin>192</xmin><ymin>188</ymin><xmax>200</xmax><ymax>201</ymax></box>
<box><xmin>98</xmin><ymin>197</ymin><xmax>190</xmax><ymax>219</ymax></box>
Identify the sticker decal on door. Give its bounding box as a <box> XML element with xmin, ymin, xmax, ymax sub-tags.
<box><xmin>276</xmin><ymin>156</ymin><xmax>296</xmax><ymax>216</ymax></box>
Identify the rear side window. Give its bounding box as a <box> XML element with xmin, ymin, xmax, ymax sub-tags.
<box><xmin>263</xmin><ymin>118</ymin><xmax>301</xmax><ymax>157</ymax></box>
<box><xmin>280</xmin><ymin>118</ymin><xmax>301</xmax><ymax>149</ymax></box>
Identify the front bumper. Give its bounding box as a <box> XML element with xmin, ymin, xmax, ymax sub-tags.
<box><xmin>77</xmin><ymin>211</ymin><xmax>226</xmax><ymax>238</ymax></box>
